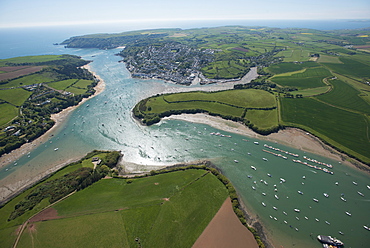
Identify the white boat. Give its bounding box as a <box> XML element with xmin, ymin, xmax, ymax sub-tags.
<box><xmin>262</xmin><ymin>157</ymin><xmax>268</xmax><ymax>161</ymax></box>
<box><xmin>302</xmin><ymin>175</ymin><xmax>306</xmax><ymax>179</ymax></box>
<box><xmin>296</xmin><ymin>217</ymin><xmax>300</xmax><ymax>220</ymax></box>
<box><xmin>251</xmin><ymin>166</ymin><xmax>256</xmax><ymax>170</ymax></box>
<box><xmin>54</xmin><ymin>148</ymin><xmax>59</xmax><ymax>151</ymax></box>
<box><xmin>367</xmin><ymin>185</ymin><xmax>370</xmax><ymax>190</ymax></box>
<box><xmin>364</xmin><ymin>225</ymin><xmax>370</xmax><ymax>231</ymax></box>
<box><xmin>262</xmin><ymin>202</ymin><xmax>266</xmax><ymax>207</ymax></box>
<box><xmin>273</xmin><ymin>206</ymin><xmax>278</xmax><ymax>210</ymax></box>
<box><xmin>283</xmin><ymin>211</ymin><xmax>287</xmax><ymax>215</ymax></box>
<box><xmin>315</xmin><ymin>218</ymin><xmax>320</xmax><ymax>222</ymax></box>
<box><xmin>358</xmin><ymin>191</ymin><xmax>364</xmax><ymax>197</ymax></box>
<box><xmin>294</xmin><ymin>208</ymin><xmax>300</xmax><ymax>213</ymax></box>
<box><xmin>323</xmin><ymin>193</ymin><xmax>329</xmax><ymax>198</ymax></box>
<box><xmin>280</xmin><ymin>178</ymin><xmax>286</xmax><ymax>183</ymax></box>
<box><xmin>274</xmin><ymin>194</ymin><xmax>279</xmax><ymax>200</ymax></box>
<box><xmin>234</xmin><ymin>160</ymin><xmax>239</xmax><ymax>163</ymax></box>
<box><xmin>341</xmin><ymin>197</ymin><xmax>346</xmax><ymax>202</ymax></box>
<box><xmin>313</xmin><ymin>198</ymin><xmax>319</xmax><ymax>203</ymax></box>
<box><xmin>345</xmin><ymin>211</ymin><xmax>351</xmax><ymax>216</ymax></box>
<box><xmin>284</xmin><ymin>220</ymin><xmax>287</xmax><ymax>224</ymax></box>
<box><xmin>304</xmin><ymin>216</ymin><xmax>308</xmax><ymax>220</ymax></box>
<box><xmin>335</xmin><ymin>182</ymin><xmax>339</xmax><ymax>185</ymax></box>
<box><xmin>325</xmin><ymin>221</ymin><xmax>330</xmax><ymax>225</ymax></box>
<box><xmin>254</xmin><ymin>141</ymin><xmax>259</xmax><ymax>145</ymax></box>
<box><xmin>267</xmin><ymin>173</ymin><xmax>272</xmax><ymax>177</ymax></box>
<box><xmin>251</xmin><ymin>186</ymin><xmax>256</xmax><ymax>190</ymax></box>
<box><xmin>298</xmin><ymin>191</ymin><xmax>303</xmax><ymax>195</ymax></box>
<box><xmin>262</xmin><ymin>192</ymin><xmax>266</xmax><ymax>196</ymax></box>
<box><xmin>353</xmin><ymin>181</ymin><xmax>358</xmax><ymax>185</ymax></box>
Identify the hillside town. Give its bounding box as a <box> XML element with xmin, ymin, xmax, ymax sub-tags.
<box><xmin>120</xmin><ymin>42</ymin><xmax>216</xmax><ymax>85</ymax></box>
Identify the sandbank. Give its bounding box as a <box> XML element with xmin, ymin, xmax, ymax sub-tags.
<box><xmin>165</xmin><ymin>113</ymin><xmax>369</xmax><ymax>173</ymax></box>
<box><xmin>0</xmin><ymin>64</ymin><xmax>105</xmax><ymax>170</ymax></box>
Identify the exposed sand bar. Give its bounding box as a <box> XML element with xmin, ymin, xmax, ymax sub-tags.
<box><xmin>165</xmin><ymin>113</ymin><xmax>369</xmax><ymax>173</ymax></box>
<box><xmin>0</xmin><ymin>64</ymin><xmax>105</xmax><ymax>170</ymax></box>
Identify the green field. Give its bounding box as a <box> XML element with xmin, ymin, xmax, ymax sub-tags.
<box><xmin>0</xmin><ymin>72</ymin><xmax>55</xmax><ymax>89</ymax></box>
<box><xmin>322</xmin><ymin>57</ymin><xmax>370</xmax><ymax>79</ymax></box>
<box><xmin>13</xmin><ymin>169</ymin><xmax>228</xmax><ymax>248</ymax></box>
<box><xmin>267</xmin><ymin>61</ymin><xmax>318</xmax><ymax>74</ymax></box>
<box><xmin>136</xmin><ymin>89</ymin><xmax>279</xmax><ymax>133</ymax></box>
<box><xmin>0</xmin><ymin>55</ymin><xmax>65</xmax><ymax>67</ymax></box>
<box><xmin>280</xmin><ymin>97</ymin><xmax>370</xmax><ymax>163</ymax></box>
<box><xmin>0</xmin><ymin>103</ymin><xmax>18</xmax><ymax>126</ymax></box>
<box><xmin>0</xmin><ymin>88</ymin><xmax>32</xmax><ymax>106</ymax></box>
<box><xmin>316</xmin><ymin>79</ymin><xmax>370</xmax><ymax>115</ymax></box>
<box><xmin>271</xmin><ymin>67</ymin><xmax>332</xmax><ymax>89</ymax></box>
<box><xmin>47</xmin><ymin>79</ymin><xmax>78</xmax><ymax>91</ymax></box>
<box><xmin>292</xmin><ymin>86</ymin><xmax>330</xmax><ymax>97</ymax></box>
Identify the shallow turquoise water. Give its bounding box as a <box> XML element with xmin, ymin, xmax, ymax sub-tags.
<box><xmin>0</xmin><ymin>48</ymin><xmax>369</xmax><ymax>247</ymax></box>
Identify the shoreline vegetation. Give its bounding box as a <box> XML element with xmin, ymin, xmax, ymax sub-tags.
<box><xmin>0</xmin><ymin>64</ymin><xmax>105</xmax><ymax>171</ymax></box>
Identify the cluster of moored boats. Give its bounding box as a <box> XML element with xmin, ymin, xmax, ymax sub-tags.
<box><xmin>262</xmin><ymin>149</ymin><xmax>288</xmax><ymax>159</ymax></box>
<box><xmin>263</xmin><ymin>144</ymin><xmax>299</xmax><ymax>157</ymax></box>
<box><xmin>292</xmin><ymin>159</ymin><xmax>334</xmax><ymax>175</ymax></box>
<box><xmin>303</xmin><ymin>155</ymin><xmax>333</xmax><ymax>168</ymax></box>
<box><xmin>209</xmin><ymin>132</ymin><xmax>231</xmax><ymax>138</ymax></box>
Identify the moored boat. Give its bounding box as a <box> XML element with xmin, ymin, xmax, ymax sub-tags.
<box><xmin>317</xmin><ymin>235</ymin><xmax>344</xmax><ymax>246</ymax></box>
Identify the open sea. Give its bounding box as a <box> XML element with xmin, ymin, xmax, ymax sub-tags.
<box><xmin>0</xmin><ymin>20</ymin><xmax>369</xmax><ymax>248</ymax></box>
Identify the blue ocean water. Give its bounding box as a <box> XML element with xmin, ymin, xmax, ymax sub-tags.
<box><xmin>0</xmin><ymin>20</ymin><xmax>369</xmax><ymax>247</ymax></box>
<box><xmin>1</xmin><ymin>19</ymin><xmax>370</xmax><ymax>59</ymax></box>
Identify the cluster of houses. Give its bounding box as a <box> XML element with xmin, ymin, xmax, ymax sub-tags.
<box><xmin>124</xmin><ymin>43</ymin><xmax>214</xmax><ymax>85</ymax></box>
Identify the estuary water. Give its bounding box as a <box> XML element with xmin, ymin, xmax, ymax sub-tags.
<box><xmin>0</xmin><ymin>21</ymin><xmax>370</xmax><ymax>247</ymax></box>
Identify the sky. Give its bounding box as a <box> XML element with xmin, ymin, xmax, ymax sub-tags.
<box><xmin>0</xmin><ymin>0</ymin><xmax>369</xmax><ymax>28</ymax></box>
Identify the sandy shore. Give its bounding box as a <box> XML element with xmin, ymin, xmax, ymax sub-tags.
<box><xmin>0</xmin><ymin>64</ymin><xmax>105</xmax><ymax>170</ymax></box>
<box><xmin>165</xmin><ymin>113</ymin><xmax>369</xmax><ymax>173</ymax></box>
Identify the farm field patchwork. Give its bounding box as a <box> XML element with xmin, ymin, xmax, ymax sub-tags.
<box><xmin>14</xmin><ymin>169</ymin><xmax>229</xmax><ymax>248</ymax></box>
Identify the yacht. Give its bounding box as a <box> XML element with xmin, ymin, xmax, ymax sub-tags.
<box><xmin>251</xmin><ymin>166</ymin><xmax>256</xmax><ymax>170</ymax></box>
<box><xmin>323</xmin><ymin>193</ymin><xmax>329</xmax><ymax>198</ymax></box>
<box><xmin>298</xmin><ymin>191</ymin><xmax>303</xmax><ymax>195</ymax></box>
<box><xmin>234</xmin><ymin>160</ymin><xmax>239</xmax><ymax>163</ymax></box>
<box><xmin>358</xmin><ymin>191</ymin><xmax>364</xmax><ymax>197</ymax></box>
<box><xmin>340</xmin><ymin>197</ymin><xmax>346</xmax><ymax>202</ymax></box>
<box><xmin>274</xmin><ymin>194</ymin><xmax>279</xmax><ymax>200</ymax></box>
<box><xmin>262</xmin><ymin>202</ymin><xmax>266</xmax><ymax>207</ymax></box>
<box><xmin>345</xmin><ymin>211</ymin><xmax>351</xmax><ymax>216</ymax></box>
<box><xmin>313</xmin><ymin>198</ymin><xmax>319</xmax><ymax>203</ymax></box>
<box><xmin>294</xmin><ymin>208</ymin><xmax>300</xmax><ymax>213</ymax></box>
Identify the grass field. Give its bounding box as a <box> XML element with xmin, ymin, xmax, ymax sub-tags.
<box><xmin>0</xmin><ymin>72</ymin><xmax>55</xmax><ymax>89</ymax></box>
<box><xmin>137</xmin><ymin>89</ymin><xmax>278</xmax><ymax>132</ymax></box>
<box><xmin>0</xmin><ymin>55</ymin><xmax>64</xmax><ymax>67</ymax></box>
<box><xmin>0</xmin><ymin>103</ymin><xmax>18</xmax><ymax>126</ymax></box>
<box><xmin>245</xmin><ymin>109</ymin><xmax>279</xmax><ymax>129</ymax></box>
<box><xmin>293</xmin><ymin>86</ymin><xmax>330</xmax><ymax>97</ymax></box>
<box><xmin>0</xmin><ymin>88</ymin><xmax>32</xmax><ymax>106</ymax></box>
<box><xmin>267</xmin><ymin>61</ymin><xmax>318</xmax><ymax>74</ymax></box>
<box><xmin>280</xmin><ymin>97</ymin><xmax>370</xmax><ymax>163</ymax></box>
<box><xmin>15</xmin><ymin>169</ymin><xmax>228</xmax><ymax>248</ymax></box>
<box><xmin>271</xmin><ymin>67</ymin><xmax>332</xmax><ymax>89</ymax></box>
<box><xmin>47</xmin><ymin>79</ymin><xmax>78</xmax><ymax>91</ymax></box>
<box><xmin>316</xmin><ymin>79</ymin><xmax>370</xmax><ymax>115</ymax></box>
<box><xmin>322</xmin><ymin>57</ymin><xmax>370</xmax><ymax>79</ymax></box>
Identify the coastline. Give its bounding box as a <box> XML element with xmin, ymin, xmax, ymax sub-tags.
<box><xmin>0</xmin><ymin>64</ymin><xmax>106</xmax><ymax>170</ymax></box>
<box><xmin>165</xmin><ymin>113</ymin><xmax>370</xmax><ymax>174</ymax></box>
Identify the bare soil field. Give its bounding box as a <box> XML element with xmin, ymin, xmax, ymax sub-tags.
<box><xmin>192</xmin><ymin>197</ymin><xmax>258</xmax><ymax>248</ymax></box>
<box><xmin>29</xmin><ymin>207</ymin><xmax>60</xmax><ymax>222</ymax></box>
<box><xmin>0</xmin><ymin>66</ymin><xmax>45</xmax><ymax>82</ymax></box>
